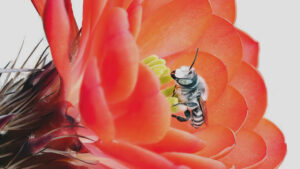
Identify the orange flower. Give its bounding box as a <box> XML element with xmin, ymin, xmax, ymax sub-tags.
<box><xmin>31</xmin><ymin>0</ymin><xmax>286</xmax><ymax>168</ymax></box>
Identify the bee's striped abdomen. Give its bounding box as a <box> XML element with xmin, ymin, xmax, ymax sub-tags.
<box><xmin>191</xmin><ymin>106</ymin><xmax>204</xmax><ymax>128</ymax></box>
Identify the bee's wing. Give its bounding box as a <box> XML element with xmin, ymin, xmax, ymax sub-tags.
<box><xmin>198</xmin><ymin>96</ymin><xmax>207</xmax><ymax>124</ymax></box>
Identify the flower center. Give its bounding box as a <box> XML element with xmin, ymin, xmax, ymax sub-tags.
<box><xmin>142</xmin><ymin>55</ymin><xmax>179</xmax><ymax>112</ymax></box>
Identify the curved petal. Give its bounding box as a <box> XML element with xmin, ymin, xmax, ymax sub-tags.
<box><xmin>83</xmin><ymin>0</ymin><xmax>108</xmax><ymax>32</ymax></box>
<box><xmin>196</xmin><ymin>15</ymin><xmax>243</xmax><ymax>79</ymax></box>
<box><xmin>95</xmin><ymin>141</ymin><xmax>178</xmax><ymax>169</ymax></box>
<box><xmin>81</xmin><ymin>143</ymin><xmax>132</xmax><ymax>169</ymax></box>
<box><xmin>43</xmin><ymin>0</ymin><xmax>73</xmax><ymax>78</ymax></box>
<box><xmin>96</xmin><ymin>8</ymin><xmax>139</xmax><ymax>103</ymax></box>
<box><xmin>163</xmin><ymin>152</ymin><xmax>227</xmax><ymax>169</ymax></box>
<box><xmin>79</xmin><ymin>59</ymin><xmax>115</xmax><ymax>142</ymax></box>
<box><xmin>206</xmin><ymin>86</ymin><xmax>248</xmax><ymax>131</ymax></box>
<box><xmin>142</xmin><ymin>128</ymin><xmax>205</xmax><ymax>153</ymax></box>
<box><xmin>108</xmin><ymin>63</ymin><xmax>161</xmax><ymax>118</ymax></box>
<box><xmin>218</xmin><ymin>130</ymin><xmax>267</xmax><ymax>169</ymax></box>
<box><xmin>110</xmin><ymin>0</ymin><xmax>133</xmax><ymax>8</ymax></box>
<box><xmin>127</xmin><ymin>0</ymin><xmax>143</xmax><ymax>38</ymax></box>
<box><xmin>141</xmin><ymin>0</ymin><xmax>173</xmax><ymax>21</ymax></box>
<box><xmin>113</xmin><ymin>64</ymin><xmax>171</xmax><ymax>144</ymax></box>
<box><xmin>72</xmin><ymin>0</ymin><xmax>108</xmax><ymax>74</ymax></box>
<box><xmin>251</xmin><ymin>119</ymin><xmax>287</xmax><ymax>169</ymax></box>
<box><xmin>63</xmin><ymin>0</ymin><xmax>79</xmax><ymax>42</ymax></box>
<box><xmin>137</xmin><ymin>0</ymin><xmax>212</xmax><ymax>58</ymax></box>
<box><xmin>194</xmin><ymin>125</ymin><xmax>236</xmax><ymax>159</ymax></box>
<box><xmin>166</xmin><ymin>51</ymin><xmax>228</xmax><ymax>104</ymax></box>
<box><xmin>209</xmin><ymin>0</ymin><xmax>236</xmax><ymax>23</ymax></box>
<box><xmin>31</xmin><ymin>0</ymin><xmax>47</xmax><ymax>16</ymax></box>
<box><xmin>238</xmin><ymin>30</ymin><xmax>259</xmax><ymax>68</ymax></box>
<box><xmin>230</xmin><ymin>62</ymin><xmax>267</xmax><ymax>129</ymax></box>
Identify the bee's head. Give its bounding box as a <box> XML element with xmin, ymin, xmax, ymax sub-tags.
<box><xmin>170</xmin><ymin>48</ymin><xmax>199</xmax><ymax>86</ymax></box>
<box><xmin>171</xmin><ymin>66</ymin><xmax>197</xmax><ymax>86</ymax></box>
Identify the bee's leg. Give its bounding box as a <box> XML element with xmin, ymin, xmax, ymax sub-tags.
<box><xmin>171</xmin><ymin>109</ymin><xmax>191</xmax><ymax>122</ymax></box>
<box><xmin>172</xmin><ymin>85</ymin><xmax>177</xmax><ymax>97</ymax></box>
<box><xmin>172</xmin><ymin>102</ymin><xmax>187</xmax><ymax>107</ymax></box>
<box><xmin>172</xmin><ymin>102</ymin><xmax>197</xmax><ymax>107</ymax></box>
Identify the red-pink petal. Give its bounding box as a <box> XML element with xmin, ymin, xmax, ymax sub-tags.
<box><xmin>219</xmin><ymin>130</ymin><xmax>267</xmax><ymax>169</ymax></box>
<box><xmin>95</xmin><ymin>141</ymin><xmax>178</xmax><ymax>169</ymax></box>
<box><xmin>43</xmin><ymin>0</ymin><xmax>73</xmax><ymax>78</ymax></box>
<box><xmin>82</xmin><ymin>143</ymin><xmax>132</xmax><ymax>169</ymax></box>
<box><xmin>163</xmin><ymin>152</ymin><xmax>227</xmax><ymax>169</ymax></box>
<box><xmin>110</xmin><ymin>0</ymin><xmax>133</xmax><ymax>8</ymax></box>
<box><xmin>137</xmin><ymin>0</ymin><xmax>212</xmax><ymax>58</ymax></box>
<box><xmin>251</xmin><ymin>119</ymin><xmax>287</xmax><ymax>169</ymax></box>
<box><xmin>238</xmin><ymin>30</ymin><xmax>259</xmax><ymax>68</ymax></box>
<box><xmin>31</xmin><ymin>0</ymin><xmax>47</xmax><ymax>16</ymax></box>
<box><xmin>207</xmin><ymin>86</ymin><xmax>248</xmax><ymax>131</ymax></box>
<box><xmin>113</xmin><ymin>64</ymin><xmax>171</xmax><ymax>144</ymax></box>
<box><xmin>127</xmin><ymin>0</ymin><xmax>142</xmax><ymax>38</ymax></box>
<box><xmin>230</xmin><ymin>62</ymin><xmax>267</xmax><ymax>129</ymax></box>
<box><xmin>72</xmin><ymin>0</ymin><xmax>108</xmax><ymax>73</ymax></box>
<box><xmin>79</xmin><ymin>59</ymin><xmax>115</xmax><ymax>142</ymax></box>
<box><xmin>83</xmin><ymin>0</ymin><xmax>108</xmax><ymax>32</ymax></box>
<box><xmin>194</xmin><ymin>125</ymin><xmax>236</xmax><ymax>159</ymax></box>
<box><xmin>142</xmin><ymin>128</ymin><xmax>205</xmax><ymax>153</ymax></box>
<box><xmin>196</xmin><ymin>15</ymin><xmax>243</xmax><ymax>79</ymax></box>
<box><xmin>96</xmin><ymin>8</ymin><xmax>139</xmax><ymax>103</ymax></box>
<box><xmin>209</xmin><ymin>0</ymin><xmax>236</xmax><ymax>23</ymax></box>
<box><xmin>141</xmin><ymin>0</ymin><xmax>173</xmax><ymax>20</ymax></box>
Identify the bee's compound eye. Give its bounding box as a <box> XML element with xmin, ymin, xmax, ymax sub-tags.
<box><xmin>178</xmin><ymin>79</ymin><xmax>193</xmax><ymax>85</ymax></box>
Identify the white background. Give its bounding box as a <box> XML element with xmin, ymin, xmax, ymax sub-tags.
<box><xmin>0</xmin><ymin>1</ymin><xmax>298</xmax><ymax>168</ymax></box>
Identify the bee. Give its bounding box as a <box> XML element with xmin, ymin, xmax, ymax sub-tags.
<box><xmin>170</xmin><ymin>48</ymin><xmax>208</xmax><ymax>129</ymax></box>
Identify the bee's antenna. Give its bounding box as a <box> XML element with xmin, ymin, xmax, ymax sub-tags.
<box><xmin>189</xmin><ymin>48</ymin><xmax>199</xmax><ymax>70</ymax></box>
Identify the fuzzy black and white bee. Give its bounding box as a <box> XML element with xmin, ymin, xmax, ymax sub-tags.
<box><xmin>170</xmin><ymin>48</ymin><xmax>208</xmax><ymax>129</ymax></box>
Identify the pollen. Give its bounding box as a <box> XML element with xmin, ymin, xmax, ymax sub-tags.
<box><xmin>142</xmin><ymin>55</ymin><xmax>178</xmax><ymax>112</ymax></box>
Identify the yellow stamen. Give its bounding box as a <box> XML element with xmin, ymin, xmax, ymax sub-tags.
<box><xmin>142</xmin><ymin>55</ymin><xmax>178</xmax><ymax>112</ymax></box>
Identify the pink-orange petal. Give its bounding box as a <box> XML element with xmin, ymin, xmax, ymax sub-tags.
<box><xmin>230</xmin><ymin>62</ymin><xmax>267</xmax><ymax>129</ymax></box>
<box><xmin>163</xmin><ymin>152</ymin><xmax>227</xmax><ymax>169</ymax></box>
<box><xmin>206</xmin><ymin>86</ymin><xmax>248</xmax><ymax>131</ymax></box>
<box><xmin>97</xmin><ymin>8</ymin><xmax>139</xmax><ymax>104</ymax></box>
<box><xmin>238</xmin><ymin>30</ymin><xmax>259</xmax><ymax>68</ymax></box>
<box><xmin>196</xmin><ymin>15</ymin><xmax>243</xmax><ymax>79</ymax></box>
<box><xmin>114</xmin><ymin>94</ymin><xmax>170</xmax><ymax>144</ymax></box>
<box><xmin>142</xmin><ymin>128</ymin><xmax>205</xmax><ymax>153</ymax></box>
<box><xmin>141</xmin><ymin>0</ymin><xmax>173</xmax><ymax>21</ymax></box>
<box><xmin>137</xmin><ymin>0</ymin><xmax>212</xmax><ymax>58</ymax></box>
<box><xmin>43</xmin><ymin>0</ymin><xmax>72</xmax><ymax>78</ymax></box>
<box><xmin>108</xmin><ymin>63</ymin><xmax>161</xmax><ymax>118</ymax></box>
<box><xmin>109</xmin><ymin>0</ymin><xmax>133</xmax><ymax>9</ymax></box>
<box><xmin>209</xmin><ymin>0</ymin><xmax>236</xmax><ymax>23</ymax></box>
<box><xmin>64</xmin><ymin>0</ymin><xmax>79</xmax><ymax>43</ymax></box>
<box><xmin>113</xmin><ymin>64</ymin><xmax>171</xmax><ymax>144</ymax></box>
<box><xmin>166</xmin><ymin>51</ymin><xmax>228</xmax><ymax>104</ymax></box>
<box><xmin>31</xmin><ymin>0</ymin><xmax>47</xmax><ymax>16</ymax></box>
<box><xmin>127</xmin><ymin>0</ymin><xmax>142</xmax><ymax>38</ymax></box>
<box><xmin>219</xmin><ymin>130</ymin><xmax>267</xmax><ymax>169</ymax></box>
<box><xmin>194</xmin><ymin>125</ymin><xmax>236</xmax><ymax>159</ymax></box>
<box><xmin>82</xmin><ymin>143</ymin><xmax>133</xmax><ymax>169</ymax></box>
<box><xmin>95</xmin><ymin>141</ymin><xmax>177</xmax><ymax>169</ymax></box>
<box><xmin>79</xmin><ymin>59</ymin><xmax>115</xmax><ymax>142</ymax></box>
<box><xmin>251</xmin><ymin>119</ymin><xmax>287</xmax><ymax>169</ymax></box>
<box><xmin>84</xmin><ymin>0</ymin><xmax>108</xmax><ymax>32</ymax></box>
<box><xmin>72</xmin><ymin>0</ymin><xmax>108</xmax><ymax>73</ymax></box>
